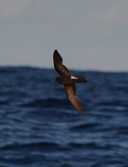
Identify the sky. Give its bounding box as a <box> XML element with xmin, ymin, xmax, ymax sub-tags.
<box><xmin>0</xmin><ymin>0</ymin><xmax>128</xmax><ymax>71</ymax></box>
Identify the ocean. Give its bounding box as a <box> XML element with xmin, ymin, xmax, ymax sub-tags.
<box><xmin>0</xmin><ymin>67</ymin><xmax>128</xmax><ymax>167</ymax></box>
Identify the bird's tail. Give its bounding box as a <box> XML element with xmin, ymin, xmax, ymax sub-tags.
<box><xmin>78</xmin><ymin>77</ymin><xmax>87</xmax><ymax>83</ymax></box>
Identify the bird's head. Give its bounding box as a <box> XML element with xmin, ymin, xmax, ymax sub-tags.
<box><xmin>55</xmin><ymin>77</ymin><xmax>60</xmax><ymax>83</ymax></box>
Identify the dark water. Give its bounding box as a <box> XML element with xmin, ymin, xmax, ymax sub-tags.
<box><xmin>0</xmin><ymin>67</ymin><xmax>128</xmax><ymax>167</ymax></box>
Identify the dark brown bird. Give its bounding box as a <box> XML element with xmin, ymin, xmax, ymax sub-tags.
<box><xmin>53</xmin><ymin>50</ymin><xmax>87</xmax><ymax>115</ymax></box>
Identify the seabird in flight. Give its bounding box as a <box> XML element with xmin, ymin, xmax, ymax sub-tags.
<box><xmin>53</xmin><ymin>50</ymin><xmax>87</xmax><ymax>115</ymax></box>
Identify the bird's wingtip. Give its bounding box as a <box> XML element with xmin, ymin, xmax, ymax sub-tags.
<box><xmin>79</xmin><ymin>111</ymin><xmax>84</xmax><ymax>116</ymax></box>
<box><xmin>54</xmin><ymin>49</ymin><xmax>58</xmax><ymax>53</ymax></box>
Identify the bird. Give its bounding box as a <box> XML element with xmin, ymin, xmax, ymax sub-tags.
<box><xmin>53</xmin><ymin>49</ymin><xmax>87</xmax><ymax>115</ymax></box>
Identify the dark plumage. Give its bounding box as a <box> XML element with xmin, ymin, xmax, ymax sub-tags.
<box><xmin>53</xmin><ymin>50</ymin><xmax>87</xmax><ymax>115</ymax></box>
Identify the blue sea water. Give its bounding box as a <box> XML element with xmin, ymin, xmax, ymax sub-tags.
<box><xmin>0</xmin><ymin>67</ymin><xmax>128</xmax><ymax>167</ymax></box>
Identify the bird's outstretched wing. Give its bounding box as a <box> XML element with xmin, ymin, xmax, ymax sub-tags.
<box><xmin>53</xmin><ymin>50</ymin><xmax>70</xmax><ymax>76</ymax></box>
<box><xmin>64</xmin><ymin>84</ymin><xmax>84</xmax><ymax>115</ymax></box>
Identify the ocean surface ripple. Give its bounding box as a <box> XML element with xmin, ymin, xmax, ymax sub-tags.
<box><xmin>0</xmin><ymin>67</ymin><xmax>128</xmax><ymax>167</ymax></box>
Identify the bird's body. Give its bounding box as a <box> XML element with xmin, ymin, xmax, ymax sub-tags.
<box><xmin>53</xmin><ymin>50</ymin><xmax>87</xmax><ymax>115</ymax></box>
<box><xmin>55</xmin><ymin>76</ymin><xmax>86</xmax><ymax>85</ymax></box>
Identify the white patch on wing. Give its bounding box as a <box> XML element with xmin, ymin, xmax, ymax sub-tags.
<box><xmin>71</xmin><ymin>76</ymin><xmax>78</xmax><ymax>79</ymax></box>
